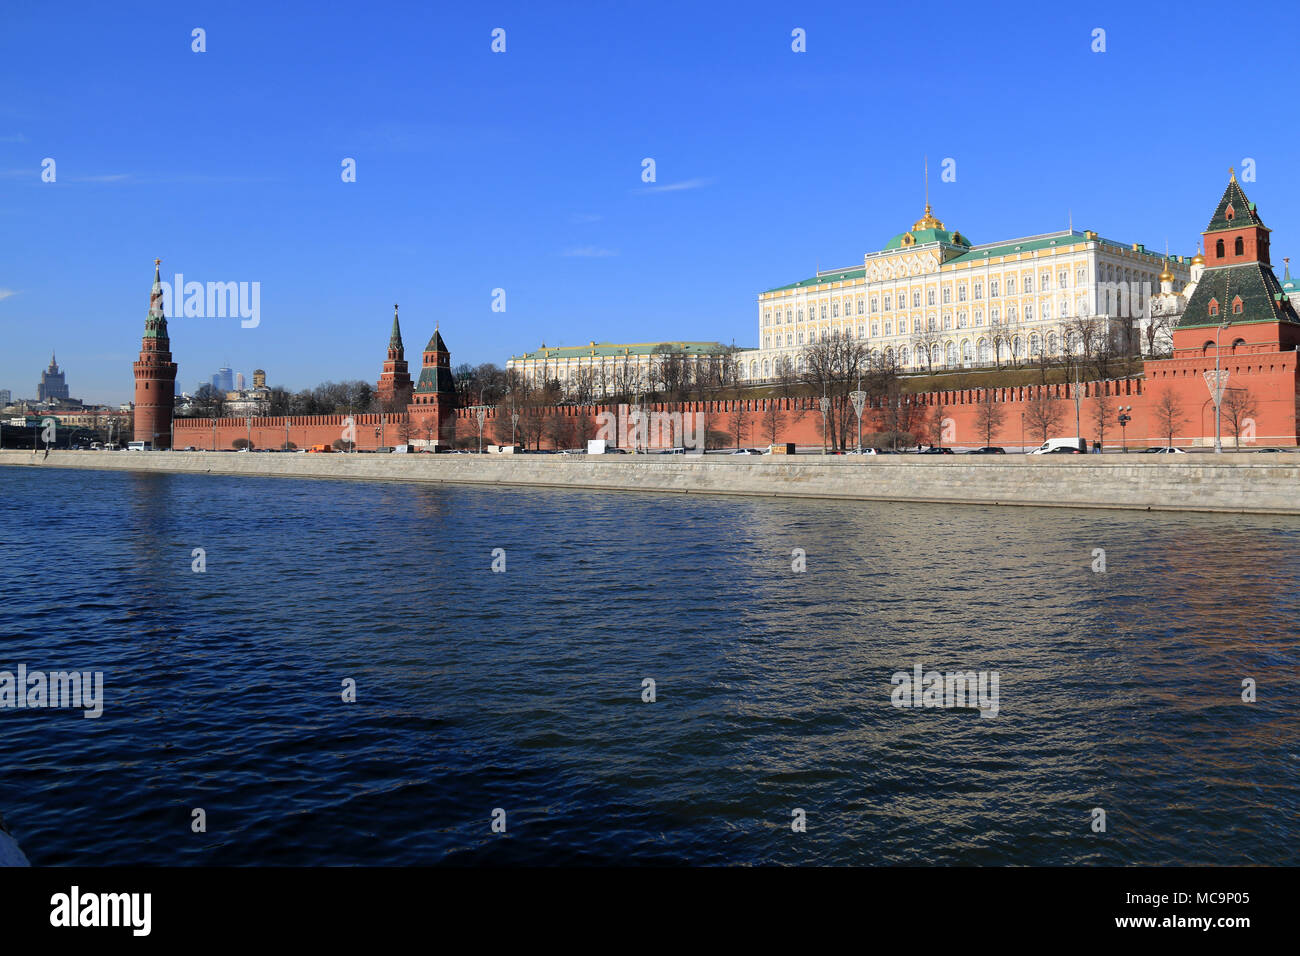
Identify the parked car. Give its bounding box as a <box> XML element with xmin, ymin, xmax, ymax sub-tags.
<box><xmin>1254</xmin><ymin>447</ymin><xmax>1291</xmax><ymax>453</ymax></box>
<box><xmin>731</xmin><ymin>448</ymin><xmax>764</xmax><ymax>455</ymax></box>
<box><xmin>844</xmin><ymin>448</ymin><xmax>878</xmax><ymax>456</ymax></box>
<box><xmin>1147</xmin><ymin>446</ymin><xmax>1187</xmax><ymax>454</ymax></box>
<box><xmin>1046</xmin><ymin>446</ymin><xmax>1084</xmax><ymax>454</ymax></box>
<box><xmin>963</xmin><ymin>446</ymin><xmax>1006</xmax><ymax>454</ymax></box>
<box><xmin>918</xmin><ymin>446</ymin><xmax>954</xmax><ymax>455</ymax></box>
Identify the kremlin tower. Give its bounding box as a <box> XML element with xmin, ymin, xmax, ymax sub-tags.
<box><xmin>407</xmin><ymin>323</ymin><xmax>456</xmax><ymax>445</ymax></box>
<box><xmin>133</xmin><ymin>259</ymin><xmax>178</xmax><ymax>448</ymax></box>
<box><xmin>376</xmin><ymin>304</ymin><xmax>414</xmax><ymax>413</ymax></box>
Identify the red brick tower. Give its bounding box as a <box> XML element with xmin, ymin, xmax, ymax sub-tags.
<box><xmin>1143</xmin><ymin>171</ymin><xmax>1300</xmax><ymax>445</ymax></box>
<box><xmin>376</xmin><ymin>303</ymin><xmax>414</xmax><ymax>413</ymax></box>
<box><xmin>408</xmin><ymin>324</ymin><xmax>456</xmax><ymax>446</ymax></box>
<box><xmin>133</xmin><ymin>259</ymin><xmax>178</xmax><ymax>448</ymax></box>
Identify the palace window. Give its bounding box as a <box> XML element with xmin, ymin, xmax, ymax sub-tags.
<box><xmin>786</xmin><ymin>333</ymin><xmax>793</xmax><ymax>346</ymax></box>
<box><xmin>1025</xmin><ymin>303</ymin><xmax>1033</xmax><ymax>320</ymax></box>
<box><xmin>871</xmin><ymin>323</ymin><xmax>879</xmax><ymax>336</ymax></box>
<box><xmin>883</xmin><ymin>294</ymin><xmax>892</xmax><ymax>310</ymax></box>
<box><xmin>958</xmin><ymin>311</ymin><xmax>967</xmax><ymax>328</ymax></box>
<box><xmin>832</xmin><ymin>302</ymin><xmax>840</xmax><ymax>317</ymax></box>
<box><xmin>927</xmin><ymin>289</ymin><xmax>936</xmax><ymax>305</ymax></box>
<box><xmin>785</xmin><ymin>309</ymin><xmax>792</xmax><ymax>321</ymax></box>
<box><xmin>870</xmin><ymin>297</ymin><xmax>879</xmax><ymax>312</ymax></box>
<box><xmin>991</xmin><ymin>307</ymin><xmax>1000</xmax><ymax>324</ymax></box>
<box><xmin>763</xmin><ymin>311</ymin><xmax>771</xmax><ymax>325</ymax></box>
<box><xmin>764</xmin><ymin>335</ymin><xmax>771</xmax><ymax>349</ymax></box>
<box><xmin>857</xmin><ymin>299</ymin><xmax>865</xmax><ymax>314</ymax></box>
<box><xmin>927</xmin><ymin>315</ymin><xmax>937</xmax><ymax>331</ymax></box>
<box><xmin>797</xmin><ymin>308</ymin><xmax>803</xmax><ymax>321</ymax></box>
<box><xmin>884</xmin><ymin>321</ymin><xmax>892</xmax><ymax>334</ymax></box>
<box><xmin>1007</xmin><ymin>277</ymin><xmax>1016</xmax><ymax>294</ymax></box>
<box><xmin>1060</xmin><ymin>300</ymin><xmax>1068</xmax><ymax>316</ymax></box>
<box><xmin>1058</xmin><ymin>271</ymin><xmax>1068</xmax><ymax>288</ymax></box>
<box><xmin>858</xmin><ymin>325</ymin><xmax>865</xmax><ymax>339</ymax></box>
<box><xmin>820</xmin><ymin>305</ymin><xmax>827</xmax><ymax>319</ymax></box>
<box><xmin>990</xmin><ymin>280</ymin><xmax>999</xmax><ymax>297</ymax></box>
<box><xmin>974</xmin><ymin>282</ymin><xmax>983</xmax><ymax>299</ymax></box>
<box><xmin>1042</xmin><ymin>271</ymin><xmax>1051</xmax><ymax>288</ymax></box>
<box><xmin>913</xmin><ymin>292</ymin><xmax>922</xmax><ymax>308</ymax></box>
<box><xmin>797</xmin><ymin>332</ymin><xmax>805</xmax><ymax>344</ymax></box>
<box><xmin>1077</xmin><ymin>268</ymin><xmax>1085</xmax><ymax>284</ymax></box>
<box><xmin>943</xmin><ymin>314</ymin><xmax>952</xmax><ymax>330</ymax></box>
<box><xmin>1024</xmin><ymin>275</ymin><xmax>1032</xmax><ymax>292</ymax></box>
<box><xmin>958</xmin><ymin>284</ymin><xmax>967</xmax><ymax>301</ymax></box>
<box><xmin>975</xmin><ymin>309</ymin><xmax>983</xmax><ymax>325</ymax></box>
<box><xmin>1008</xmin><ymin>306</ymin><xmax>1017</xmax><ymax>322</ymax></box>
<box><xmin>942</xmin><ymin>287</ymin><xmax>951</xmax><ymax>304</ymax></box>
<box><xmin>900</xmin><ymin>346</ymin><xmax>910</xmax><ymax>365</ymax></box>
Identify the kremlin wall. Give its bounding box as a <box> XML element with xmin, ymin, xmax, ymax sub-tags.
<box><xmin>146</xmin><ymin>175</ymin><xmax>1300</xmax><ymax>454</ymax></box>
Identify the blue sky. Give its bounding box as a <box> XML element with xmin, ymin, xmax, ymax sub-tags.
<box><xmin>2</xmin><ymin>0</ymin><xmax>1298</xmax><ymax>403</ymax></box>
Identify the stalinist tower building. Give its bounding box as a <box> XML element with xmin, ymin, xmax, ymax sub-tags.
<box><xmin>133</xmin><ymin>259</ymin><xmax>178</xmax><ymax>448</ymax></box>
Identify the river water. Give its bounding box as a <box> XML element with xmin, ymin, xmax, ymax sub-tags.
<box><xmin>1</xmin><ymin>466</ymin><xmax>1297</xmax><ymax>865</ymax></box>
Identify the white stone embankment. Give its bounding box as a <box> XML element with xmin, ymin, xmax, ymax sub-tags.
<box><xmin>2</xmin><ymin>449</ymin><xmax>1298</xmax><ymax>515</ymax></box>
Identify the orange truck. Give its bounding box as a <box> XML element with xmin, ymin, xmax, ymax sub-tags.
<box><xmin>306</xmin><ymin>443</ymin><xmax>333</xmax><ymax>453</ymax></box>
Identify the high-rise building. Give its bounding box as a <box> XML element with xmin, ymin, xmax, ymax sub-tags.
<box><xmin>37</xmin><ymin>353</ymin><xmax>70</xmax><ymax>402</ymax></box>
<box><xmin>0</xmin><ymin>389</ymin><xmax>11</xmax><ymax>407</ymax></box>
<box><xmin>212</xmin><ymin>366</ymin><xmax>234</xmax><ymax>393</ymax></box>
<box><xmin>133</xmin><ymin>259</ymin><xmax>178</xmax><ymax>448</ymax></box>
<box><xmin>235</xmin><ymin>371</ymin><xmax>246</xmax><ymax>391</ymax></box>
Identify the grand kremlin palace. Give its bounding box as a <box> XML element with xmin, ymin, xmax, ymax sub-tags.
<box><xmin>742</xmin><ymin>201</ymin><xmax>1190</xmax><ymax>380</ymax></box>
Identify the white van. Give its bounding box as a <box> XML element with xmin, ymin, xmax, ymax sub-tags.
<box><xmin>126</xmin><ymin>441</ymin><xmax>152</xmax><ymax>451</ymax></box>
<box><xmin>1029</xmin><ymin>437</ymin><xmax>1085</xmax><ymax>455</ymax></box>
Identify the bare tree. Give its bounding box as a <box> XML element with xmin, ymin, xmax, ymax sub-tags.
<box><xmin>1023</xmin><ymin>392</ymin><xmax>1066</xmax><ymax>445</ymax></box>
<box><xmin>1220</xmin><ymin>387</ymin><xmax>1259</xmax><ymax>449</ymax></box>
<box><xmin>974</xmin><ymin>390</ymin><xmax>1006</xmax><ymax>448</ymax></box>
<box><xmin>762</xmin><ymin>399</ymin><xmax>783</xmax><ymax>446</ymax></box>
<box><xmin>1151</xmin><ymin>388</ymin><xmax>1186</xmax><ymax>449</ymax></box>
<box><xmin>1091</xmin><ymin>389</ymin><xmax>1114</xmax><ymax>451</ymax></box>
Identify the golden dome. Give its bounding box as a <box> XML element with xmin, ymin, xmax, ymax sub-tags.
<box><xmin>1158</xmin><ymin>260</ymin><xmax>1175</xmax><ymax>283</ymax></box>
<box><xmin>1191</xmin><ymin>251</ymin><xmax>1205</xmax><ymax>265</ymax></box>
<box><xmin>911</xmin><ymin>202</ymin><xmax>944</xmax><ymax>232</ymax></box>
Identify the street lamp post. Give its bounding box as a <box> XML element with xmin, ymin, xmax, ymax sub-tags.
<box><xmin>510</xmin><ymin>411</ymin><xmax>519</xmax><ymax>448</ymax></box>
<box><xmin>819</xmin><ymin>395</ymin><xmax>830</xmax><ymax>454</ymax></box>
<box><xmin>849</xmin><ymin>385</ymin><xmax>867</xmax><ymax>455</ymax></box>
<box><xmin>1212</xmin><ymin>317</ymin><xmax>1229</xmax><ymax>454</ymax></box>
<box><xmin>475</xmin><ymin>407</ymin><xmax>486</xmax><ymax>453</ymax></box>
<box><xmin>1118</xmin><ymin>405</ymin><xmax>1132</xmax><ymax>452</ymax></box>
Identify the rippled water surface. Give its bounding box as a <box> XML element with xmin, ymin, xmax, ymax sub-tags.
<box><xmin>2</xmin><ymin>466</ymin><xmax>1298</xmax><ymax>865</ymax></box>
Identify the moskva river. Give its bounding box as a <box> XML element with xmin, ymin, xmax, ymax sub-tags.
<box><xmin>2</xmin><ymin>467</ymin><xmax>1297</xmax><ymax>865</ymax></box>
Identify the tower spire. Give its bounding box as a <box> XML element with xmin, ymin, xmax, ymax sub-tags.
<box><xmin>923</xmin><ymin>155</ymin><xmax>929</xmax><ymax>212</ymax></box>
<box><xmin>389</xmin><ymin>303</ymin><xmax>403</xmax><ymax>349</ymax></box>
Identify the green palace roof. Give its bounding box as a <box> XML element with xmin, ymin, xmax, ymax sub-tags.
<box><xmin>763</xmin><ymin>231</ymin><xmax>1175</xmax><ymax>294</ymax></box>
<box><xmin>511</xmin><ymin>341</ymin><xmax>734</xmax><ymax>362</ymax></box>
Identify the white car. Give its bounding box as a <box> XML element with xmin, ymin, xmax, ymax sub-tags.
<box><xmin>730</xmin><ymin>448</ymin><xmax>764</xmax><ymax>455</ymax></box>
<box><xmin>1147</xmin><ymin>446</ymin><xmax>1187</xmax><ymax>454</ymax></box>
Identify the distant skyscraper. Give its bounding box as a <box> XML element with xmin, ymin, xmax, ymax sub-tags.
<box><xmin>213</xmin><ymin>366</ymin><xmax>234</xmax><ymax>392</ymax></box>
<box><xmin>252</xmin><ymin>369</ymin><xmax>266</xmax><ymax>388</ymax></box>
<box><xmin>0</xmin><ymin>389</ymin><xmax>11</xmax><ymax>407</ymax></box>
<box><xmin>236</xmin><ymin>372</ymin><xmax>246</xmax><ymax>391</ymax></box>
<box><xmin>37</xmin><ymin>352</ymin><xmax>70</xmax><ymax>402</ymax></box>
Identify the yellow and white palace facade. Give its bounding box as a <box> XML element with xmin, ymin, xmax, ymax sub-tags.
<box><xmin>738</xmin><ymin>203</ymin><xmax>1190</xmax><ymax>381</ymax></box>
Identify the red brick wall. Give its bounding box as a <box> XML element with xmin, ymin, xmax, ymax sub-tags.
<box><xmin>173</xmin><ymin>357</ymin><xmax>1299</xmax><ymax>453</ymax></box>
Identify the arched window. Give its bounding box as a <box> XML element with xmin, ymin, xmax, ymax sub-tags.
<box><xmin>1232</xmin><ymin>337</ymin><xmax>1246</xmax><ymax>351</ymax></box>
<box><xmin>961</xmin><ymin>340</ymin><xmax>973</xmax><ymax>363</ymax></box>
<box><xmin>944</xmin><ymin>341</ymin><xmax>957</xmax><ymax>366</ymax></box>
<box><xmin>899</xmin><ymin>346</ymin><xmax>910</xmax><ymax>366</ymax></box>
<box><xmin>1234</xmin><ymin>236</ymin><xmax>1244</xmax><ymax>256</ymax></box>
<box><xmin>977</xmin><ymin>338</ymin><xmax>990</xmax><ymax>362</ymax></box>
<box><xmin>1216</xmin><ymin>238</ymin><xmax>1225</xmax><ymax>258</ymax></box>
<box><xmin>762</xmin><ymin>359</ymin><xmax>770</xmax><ymax>377</ymax></box>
